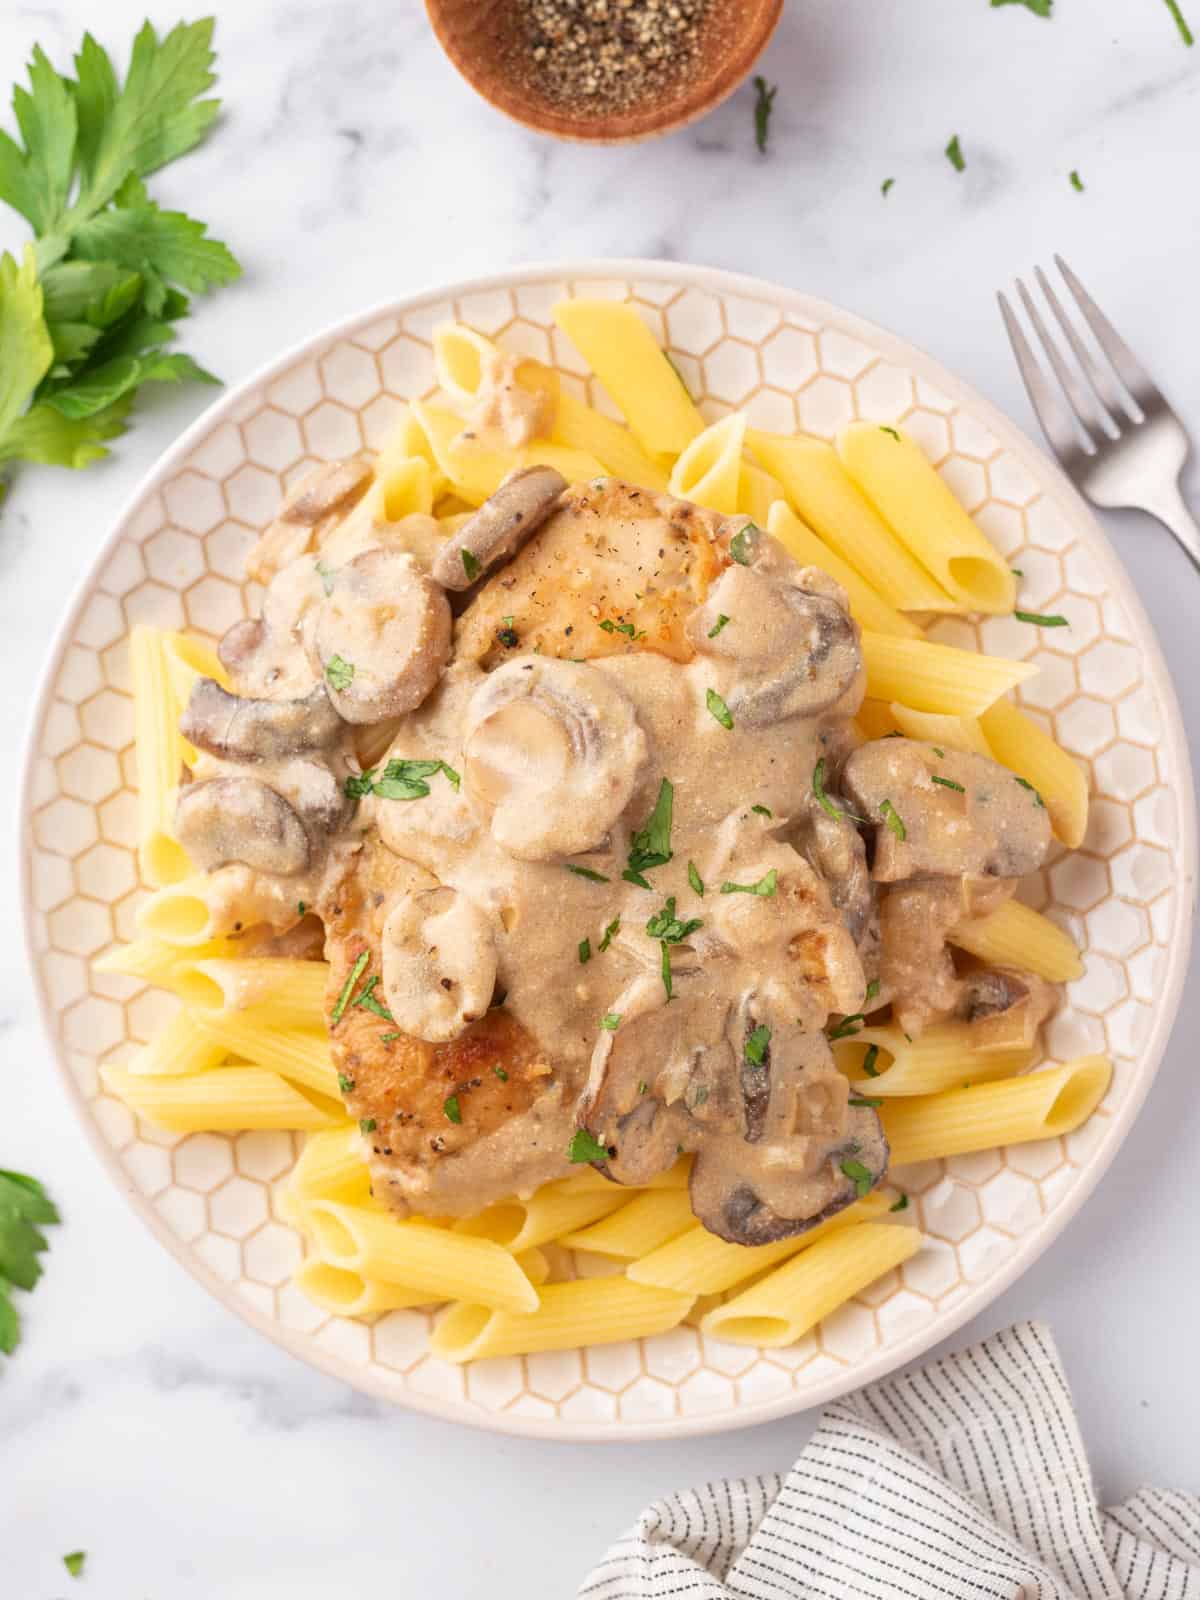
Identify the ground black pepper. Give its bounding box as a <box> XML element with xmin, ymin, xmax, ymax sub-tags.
<box><xmin>511</xmin><ymin>0</ymin><xmax>715</xmax><ymax>114</ymax></box>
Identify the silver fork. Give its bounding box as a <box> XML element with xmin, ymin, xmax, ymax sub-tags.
<box><xmin>998</xmin><ymin>255</ymin><xmax>1200</xmax><ymax>573</ymax></box>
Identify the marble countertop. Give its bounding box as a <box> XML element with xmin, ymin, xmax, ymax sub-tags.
<box><xmin>2</xmin><ymin>1</ymin><xmax>1198</xmax><ymax>1594</ymax></box>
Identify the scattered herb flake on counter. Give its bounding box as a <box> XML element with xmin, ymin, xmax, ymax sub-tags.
<box><xmin>325</xmin><ymin>654</ymin><xmax>354</xmax><ymax>691</ymax></box>
<box><xmin>931</xmin><ymin>775</ymin><xmax>966</xmax><ymax>793</ymax></box>
<box><xmin>720</xmin><ymin>867</ymin><xmax>777</xmax><ymax>898</ymax></box>
<box><xmin>62</xmin><ymin>1551</ymin><xmax>86</xmax><ymax>1580</ymax></box>
<box><xmin>443</xmin><ymin>1095</ymin><xmax>462</xmax><ymax>1125</ymax></box>
<box><xmin>881</xmin><ymin>177</ymin><xmax>895</xmax><ymax>197</ymax></box>
<box><xmin>1015</xmin><ymin>609</ymin><xmax>1068</xmax><ymax>627</ymax></box>
<box><xmin>0</xmin><ymin>20</ymin><xmax>241</xmax><ymax>498</ymax></box>
<box><xmin>0</xmin><ymin>1170</ymin><xmax>60</xmax><ymax>1356</ymax></box>
<box><xmin>841</xmin><ymin>1158</ymin><xmax>873</xmax><ymax>1198</ymax></box>
<box><xmin>862</xmin><ymin>1045</ymin><xmax>881</xmax><ymax>1077</ymax></box>
<box><xmin>1162</xmin><ymin>0</ymin><xmax>1194</xmax><ymax>42</ymax></box>
<box><xmin>881</xmin><ymin>799</ymin><xmax>906</xmax><ymax>840</ymax></box>
<box><xmin>567</xmin><ymin>864</ymin><xmax>609</xmax><ymax>883</ymax></box>
<box><xmin>706</xmin><ymin>688</ymin><xmax>733</xmax><ymax>730</ymax></box>
<box><xmin>745</xmin><ymin>1025</ymin><xmax>771</xmax><ymax>1065</ymax></box>
<box><xmin>598</xmin><ymin>916</ymin><xmax>620</xmax><ymax>951</ymax></box>
<box><xmin>708</xmin><ymin>613</ymin><xmax>730</xmax><ymax>639</ymax></box>
<box><xmin>578</xmin><ymin>937</ymin><xmax>592</xmax><ymax>964</ymax></box>
<box><xmin>1070</xmin><ymin>169</ymin><xmax>1085</xmax><ymax>191</ymax></box>
<box><xmin>568</xmin><ymin>1128</ymin><xmax>609</xmax><ymax>1164</ymax></box>
<box><xmin>753</xmin><ymin>76</ymin><xmax>777</xmax><ymax>153</ymax></box>
<box><xmin>688</xmin><ymin>860</ymin><xmax>705</xmax><ymax>896</ymax></box>
<box><xmin>599</xmin><ymin>1013</ymin><xmax>622</xmax><ymax>1031</ymax></box>
<box><xmin>461</xmin><ymin>548</ymin><xmax>481</xmax><ymax>582</ymax></box>
<box><xmin>945</xmin><ymin>134</ymin><xmax>966</xmax><ymax>172</ymax></box>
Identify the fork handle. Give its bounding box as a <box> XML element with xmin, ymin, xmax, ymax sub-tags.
<box><xmin>1143</xmin><ymin>479</ymin><xmax>1200</xmax><ymax>573</ymax></box>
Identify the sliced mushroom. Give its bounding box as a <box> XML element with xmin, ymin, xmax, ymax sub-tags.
<box><xmin>245</xmin><ymin>459</ymin><xmax>374</xmax><ymax>584</ymax></box>
<box><xmin>842</xmin><ymin>738</ymin><xmax>1053</xmax><ymax>882</ymax></box>
<box><xmin>462</xmin><ymin>657</ymin><xmax>647</xmax><ymax>861</ymax></box>
<box><xmin>181</xmin><ymin>679</ymin><xmax>345</xmax><ymax>763</ymax></box>
<box><xmin>218</xmin><ymin>557</ymin><xmax>326</xmax><ymax>699</ymax></box>
<box><xmin>175</xmin><ymin>776</ymin><xmax>310</xmax><ymax>876</ymax></box>
<box><xmin>380</xmin><ymin>885</ymin><xmax>498</xmax><ymax>1044</ymax></box>
<box><xmin>313</xmin><ymin>547</ymin><xmax>451</xmax><ymax>724</ymax></box>
<box><xmin>956</xmin><ymin>966</ymin><xmax>1056</xmax><ymax>1047</ymax></box>
<box><xmin>789</xmin><ymin>791</ymin><xmax>872</xmax><ymax>944</ymax></box>
<box><xmin>431</xmin><ymin>466</ymin><xmax>567</xmax><ymax>591</ymax></box>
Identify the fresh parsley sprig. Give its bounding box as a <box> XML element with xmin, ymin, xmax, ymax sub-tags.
<box><xmin>0</xmin><ymin>1169</ymin><xmax>61</xmax><ymax>1356</ymax></box>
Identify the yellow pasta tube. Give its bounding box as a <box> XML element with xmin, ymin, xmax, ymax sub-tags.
<box><xmin>738</xmin><ymin>461</ymin><xmax>787</xmax><ymax>526</ymax></box>
<box><xmin>432</xmin><ymin>322</ymin><xmax>498</xmax><ymax>405</ymax></box>
<box><xmin>887</xmin><ymin>703</ymin><xmax>992</xmax><ymax>757</ymax></box>
<box><xmin>668</xmin><ymin>413</ymin><xmax>746</xmax><ymax>513</ymax></box>
<box><xmin>745</xmin><ymin>432</ymin><xmax>956</xmax><ymax>612</ymax></box>
<box><xmin>837</xmin><ymin>422</ymin><xmax>1017</xmax><ymax>614</ymax></box>
<box><xmin>862</xmin><ymin>631</ymin><xmax>1038</xmax><ymax>716</ymax></box>
<box><xmin>700</xmin><ymin>1222</ymin><xmax>921</xmax><ymax>1347</ymax></box>
<box><xmin>94</xmin><ymin>935</ymin><xmax>241</xmax><ymax>982</ymax></box>
<box><xmin>980</xmin><ymin>698</ymin><xmax>1089</xmax><ymax>849</ymax></box>
<box><xmin>766</xmin><ymin>502</ymin><xmax>923</xmax><ymax>639</ymax></box>
<box><xmin>855</xmin><ymin>701</ymin><xmax>902</xmax><ymax>742</ymax></box>
<box><xmin>130</xmin><ymin>624</ymin><xmax>192</xmax><ymax>887</ymax></box>
<box><xmin>551</xmin><ymin>390</ymin><xmax>669</xmax><ymax>490</ymax></box>
<box><xmin>307</xmin><ymin>1202</ymin><xmax>540</xmax><ymax>1313</ymax></box>
<box><xmin>552</xmin><ymin>298</ymin><xmax>705</xmax><ymax>457</ymax></box>
<box><xmin>288</xmin><ymin>1125</ymin><xmax>373</xmax><ymax>1206</ymax></box>
<box><xmin>384</xmin><ymin>404</ymin><xmax>451</xmax><ymax>498</ymax></box>
<box><xmin>949</xmin><ymin>899</ymin><xmax>1083</xmax><ymax>982</ymax></box>
<box><xmin>123</xmin><ymin>1010</ymin><xmax>227</xmax><ymax>1078</ymax></box>
<box><xmin>102</xmin><ymin>1064</ymin><xmax>337</xmax><ymax>1132</ymax></box>
<box><xmin>167</xmin><ymin>958</ymin><xmax>329</xmax><ymax>1023</ymax></box>
<box><xmin>453</xmin><ymin>1184</ymin><xmax>628</xmax><ymax>1252</ymax></box>
<box><xmin>376</xmin><ymin>452</ymin><xmax>434</xmax><ymax>520</ymax></box>
<box><xmin>559</xmin><ymin>1188</ymin><xmax>696</xmax><ymax>1259</ymax></box>
<box><xmin>430</xmin><ymin>1277</ymin><xmax>694</xmax><ymax>1363</ymax></box>
<box><xmin>628</xmin><ymin>1192</ymin><xmax>891</xmax><ymax>1296</ymax></box>
<box><xmin>192</xmin><ymin>1013</ymin><xmax>340</xmax><ymax>1099</ymax></box>
<box><xmin>881</xmin><ymin>1056</ymin><xmax>1112</xmax><ymax>1166</ymax></box>
<box><xmin>136</xmin><ymin>873</ymin><xmax>229</xmax><ymax>945</ymax></box>
<box><xmin>294</xmin><ymin>1247</ymin><xmax>550</xmax><ymax>1320</ymax></box>
<box><xmin>833</xmin><ymin>1022</ymin><xmax>1035</xmax><ymax>1097</ymax></box>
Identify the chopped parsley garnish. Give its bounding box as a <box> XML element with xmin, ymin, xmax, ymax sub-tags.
<box><xmin>849</xmin><ymin>1095</ymin><xmax>883</xmax><ymax>1109</ymax></box>
<box><xmin>692</xmin><ymin>1084</ymin><xmax>709</xmax><ymax>1107</ymax></box>
<box><xmin>881</xmin><ymin>177</ymin><xmax>895</xmax><ymax>197</ymax></box>
<box><xmin>598</xmin><ymin>916</ymin><xmax>621</xmax><ymax>952</ymax></box>
<box><xmin>494</xmin><ymin>1066</ymin><xmax>508</xmax><ymax>1081</ymax></box>
<box><xmin>707</xmin><ymin>613</ymin><xmax>731</xmax><ymax>639</ymax></box>
<box><xmin>752</xmin><ymin>75</ymin><xmax>777</xmax><ymax>153</ymax></box>
<box><xmin>879</xmin><ymin>425</ymin><xmax>901</xmax><ymax>441</ymax></box>
<box><xmin>891</xmin><ymin>1193</ymin><xmax>909</xmax><ymax>1213</ymax></box>
<box><xmin>932</xmin><ymin>747</ymin><xmax>945</xmax><ymax>759</ymax></box>
<box><xmin>348</xmin><ymin>759</ymin><xmax>459</xmax><ymax>802</ymax></box>
<box><xmin>931</xmin><ymin>775</ymin><xmax>966</xmax><ymax>793</ymax></box>
<box><xmin>331</xmin><ymin>951</ymin><xmax>369</xmax><ymax>1025</ymax></box>
<box><xmin>880</xmin><ymin>799</ymin><xmax>906</xmax><ymax>840</ymax></box>
<box><xmin>745</xmin><ymin>1024</ymin><xmax>771</xmax><ymax>1065</ymax></box>
<box><xmin>599</xmin><ymin>617</ymin><xmax>642</xmax><ymax>639</ymax></box>
<box><xmin>751</xmin><ymin>804</ymin><xmax>773</xmax><ymax>818</ymax></box>
<box><xmin>567</xmin><ymin>864</ymin><xmax>610</xmax><ymax>883</ymax></box>
<box><xmin>991</xmin><ymin>0</ymin><xmax>1052</xmax><ymax>13</ymax></box>
<box><xmin>461</xmin><ymin>548</ymin><xmax>481</xmax><ymax>581</ymax></box>
<box><xmin>1162</xmin><ymin>0</ymin><xmax>1194</xmax><ymax>44</ymax></box>
<box><xmin>945</xmin><ymin>134</ymin><xmax>966</xmax><ymax>172</ymax></box>
<box><xmin>624</xmin><ymin>777</ymin><xmax>674</xmax><ymax>887</ymax></box>
<box><xmin>359</xmin><ymin>1118</ymin><xmax>376</xmax><ymax>1134</ymax></box>
<box><xmin>315</xmin><ymin>561</ymin><xmax>336</xmax><ymax>596</ymax></box>
<box><xmin>638</xmin><ymin>1080</ymin><xmax>648</xmax><ymax>1095</ymax></box>
<box><xmin>379</xmin><ymin>1032</ymin><xmax>401</xmax><ymax>1044</ymax></box>
<box><xmin>706</xmin><ymin>688</ymin><xmax>734</xmax><ymax>730</ymax></box>
<box><xmin>827</xmin><ymin>1014</ymin><xmax>863</xmax><ymax>1041</ymax></box>
<box><xmin>841</xmin><ymin>1157</ymin><xmax>874</xmax><ymax>1198</ymax></box>
<box><xmin>350</xmin><ymin>975</ymin><xmax>394</xmax><ymax>1022</ymax></box>
<box><xmin>0</xmin><ymin>1169</ymin><xmax>60</xmax><ymax>1356</ymax></box>
<box><xmin>1069</xmin><ymin>169</ymin><xmax>1084</xmax><ymax>192</ymax></box>
<box><xmin>729</xmin><ymin>523</ymin><xmax>760</xmax><ymax>565</ymax></box>
<box><xmin>578</xmin><ymin>937</ymin><xmax>592</xmax><ymax>965</ymax></box>
<box><xmin>645</xmin><ymin>897</ymin><xmax>702</xmax><ymax>944</ymax></box>
<box><xmin>599</xmin><ymin>1013</ymin><xmax>622</xmax><ymax>1031</ymax></box>
<box><xmin>720</xmin><ymin>867</ymin><xmax>778</xmax><ymax>898</ymax></box>
<box><xmin>63</xmin><ymin>1552</ymin><xmax>86</xmax><ymax>1580</ymax></box>
<box><xmin>1014</xmin><ymin>775</ymin><xmax>1046</xmax><ymax>807</ymax></box>
<box><xmin>325</xmin><ymin>654</ymin><xmax>354</xmax><ymax>692</ymax></box>
<box><xmin>1011</xmin><ymin>567</ymin><xmax>1024</xmax><ymax>576</ymax></box>
<box><xmin>688</xmin><ymin>861</ymin><xmax>705</xmax><ymax>896</ymax></box>
<box><xmin>660</xmin><ymin>941</ymin><xmax>673</xmax><ymax>1000</ymax></box>
<box><xmin>862</xmin><ymin>1045</ymin><xmax>881</xmax><ymax>1078</ymax></box>
<box><xmin>337</xmin><ymin>1073</ymin><xmax>356</xmax><ymax>1093</ymax></box>
<box><xmin>865</xmin><ymin>979</ymin><xmax>881</xmax><ymax>1003</ymax></box>
<box><xmin>568</xmin><ymin>1128</ymin><xmax>609</xmax><ymax>1164</ymax></box>
<box><xmin>344</xmin><ymin>769</ymin><xmax>376</xmax><ymax>799</ymax></box>
<box><xmin>443</xmin><ymin>1095</ymin><xmax>462</xmax><ymax>1125</ymax></box>
<box><xmin>812</xmin><ymin>757</ymin><xmax>840</xmax><ymax>822</ymax></box>
<box><xmin>1015</xmin><ymin>609</ymin><xmax>1069</xmax><ymax>627</ymax></box>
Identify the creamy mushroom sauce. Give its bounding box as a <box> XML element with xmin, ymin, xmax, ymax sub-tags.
<box><xmin>465</xmin><ymin>348</ymin><xmax>555</xmax><ymax>448</ymax></box>
<box><xmin>178</xmin><ymin>464</ymin><xmax>1057</xmax><ymax>1246</ymax></box>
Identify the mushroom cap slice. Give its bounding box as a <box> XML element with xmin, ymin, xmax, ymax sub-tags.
<box><xmin>181</xmin><ymin>679</ymin><xmax>344</xmax><ymax>762</ymax></box>
<box><xmin>314</xmin><ymin>547</ymin><xmax>451</xmax><ymax>724</ymax></box>
<box><xmin>175</xmin><ymin>776</ymin><xmax>310</xmax><ymax>876</ymax></box>
<box><xmin>432</xmin><ymin>466</ymin><xmax>567</xmax><ymax>591</ymax></box>
<box><xmin>381</xmin><ymin>886</ymin><xmax>499</xmax><ymax>1044</ymax></box>
<box><xmin>462</xmin><ymin>657</ymin><xmax>647</xmax><ymax>861</ymax></box>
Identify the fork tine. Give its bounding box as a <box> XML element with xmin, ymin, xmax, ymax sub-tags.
<box><xmin>1055</xmin><ymin>254</ymin><xmax>1165</xmax><ymax>417</ymax></box>
<box><xmin>997</xmin><ymin>290</ymin><xmax>1091</xmax><ymax>461</ymax></box>
<box><xmin>1033</xmin><ymin>267</ymin><xmax>1123</xmax><ymax>435</ymax></box>
<box><xmin>1017</xmin><ymin>278</ymin><xmax>1113</xmax><ymax>442</ymax></box>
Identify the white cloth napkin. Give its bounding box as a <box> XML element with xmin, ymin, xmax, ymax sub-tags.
<box><xmin>579</xmin><ymin>1323</ymin><xmax>1200</xmax><ymax>1600</ymax></box>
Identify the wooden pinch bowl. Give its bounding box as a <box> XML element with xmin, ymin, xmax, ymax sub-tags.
<box><xmin>425</xmin><ymin>0</ymin><xmax>783</xmax><ymax>144</ymax></box>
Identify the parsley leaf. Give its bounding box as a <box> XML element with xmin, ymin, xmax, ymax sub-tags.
<box><xmin>372</xmin><ymin>758</ymin><xmax>458</xmax><ymax>802</ymax></box>
<box><xmin>0</xmin><ymin>1169</ymin><xmax>60</xmax><ymax>1356</ymax></box>
<box><xmin>840</xmin><ymin>1157</ymin><xmax>874</xmax><ymax>1198</ymax></box>
<box><xmin>62</xmin><ymin>1551</ymin><xmax>86</xmax><ymax>1580</ymax></box>
<box><xmin>706</xmin><ymin>688</ymin><xmax>733</xmax><ymax>730</ymax></box>
<box><xmin>1015</xmin><ymin>609</ymin><xmax>1069</xmax><ymax>627</ymax></box>
<box><xmin>720</xmin><ymin>867</ymin><xmax>777</xmax><ymax>898</ymax></box>
<box><xmin>645</xmin><ymin>897</ymin><xmax>702</xmax><ymax>945</ymax></box>
<box><xmin>1069</xmin><ymin>169</ymin><xmax>1084</xmax><ymax>191</ymax></box>
<box><xmin>891</xmin><ymin>1193</ymin><xmax>909</xmax><ymax>1213</ymax></box>
<box><xmin>707</xmin><ymin>613</ymin><xmax>730</xmax><ymax>639</ymax></box>
<box><xmin>745</xmin><ymin>1025</ymin><xmax>771</xmax><ymax>1065</ymax></box>
<box><xmin>443</xmin><ymin>1095</ymin><xmax>462</xmax><ymax>1125</ymax></box>
<box><xmin>625</xmin><ymin>778</ymin><xmax>673</xmax><ymax>884</ymax></box>
<box><xmin>687</xmin><ymin>860</ymin><xmax>704</xmax><ymax>896</ymax></box>
<box><xmin>881</xmin><ymin>177</ymin><xmax>895</xmax><ymax>197</ymax></box>
<box><xmin>945</xmin><ymin>134</ymin><xmax>966</xmax><ymax>172</ymax></box>
<box><xmin>567</xmin><ymin>864</ymin><xmax>609</xmax><ymax>884</ymax></box>
<box><xmin>324</xmin><ymin>654</ymin><xmax>354</xmax><ymax>692</ymax></box>
<box><xmin>598</xmin><ymin>916</ymin><xmax>620</xmax><ymax>952</ymax></box>
<box><xmin>861</xmin><ymin>1045</ymin><xmax>881</xmax><ymax>1078</ymax></box>
<box><xmin>578</xmin><ymin>937</ymin><xmax>591</xmax><ymax>964</ymax></box>
<box><xmin>599</xmin><ymin>1013</ymin><xmax>622</xmax><ymax>1031</ymax></box>
<box><xmin>931</xmin><ymin>775</ymin><xmax>966</xmax><ymax>793</ymax></box>
<box><xmin>461</xmin><ymin>548</ymin><xmax>481</xmax><ymax>582</ymax></box>
<box><xmin>568</xmin><ymin>1128</ymin><xmax>609</xmax><ymax>1164</ymax></box>
<box><xmin>729</xmin><ymin>523</ymin><xmax>760</xmax><ymax>565</ymax></box>
<box><xmin>752</xmin><ymin>76</ymin><xmax>777</xmax><ymax>154</ymax></box>
<box><xmin>880</xmin><ymin>799</ymin><xmax>906</xmax><ymax>840</ymax></box>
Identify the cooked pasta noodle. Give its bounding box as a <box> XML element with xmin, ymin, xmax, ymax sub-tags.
<box><xmin>833</xmin><ymin>1022</ymin><xmax>1035</xmax><ymax>1097</ymax></box>
<box><xmin>136</xmin><ymin>872</ymin><xmax>230</xmax><ymax>945</ymax></box>
<box><xmin>861</xmin><ymin>631</ymin><xmax>1038</xmax><ymax>716</ymax></box>
<box><xmin>130</xmin><ymin>624</ymin><xmax>192</xmax><ymax>887</ymax></box>
<box><xmin>286</xmin><ymin>1125</ymin><xmax>373</xmax><ymax>1206</ymax></box>
<box><xmin>668</xmin><ymin>413</ymin><xmax>746</xmax><ymax>514</ymax></box>
<box><xmin>192</xmin><ymin>1012</ymin><xmax>340</xmax><ymax>1099</ymax></box>
<box><xmin>980</xmin><ymin>698</ymin><xmax>1089</xmax><ymax>849</ymax></box>
<box><xmin>168</xmin><ymin>957</ymin><xmax>328</xmax><ymax>1023</ymax></box>
<box><xmin>887</xmin><ymin>702</ymin><xmax>992</xmax><ymax>757</ymax></box>
<box><xmin>559</xmin><ymin>1187</ymin><xmax>696</xmax><ymax>1259</ymax></box>
<box><xmin>430</xmin><ymin>1277</ymin><xmax>694</xmax><ymax>1363</ymax></box>
<box><xmin>101</xmin><ymin>1064</ymin><xmax>337</xmax><ymax>1132</ymax></box>
<box><xmin>949</xmin><ymin>898</ymin><xmax>1084</xmax><ymax>982</ymax></box>
<box><xmin>766</xmin><ymin>502</ymin><xmax>923</xmax><ymax>639</ymax></box>
<box><xmin>738</xmin><ymin>461</ymin><xmax>787</xmax><ymax>526</ymax></box>
<box><xmin>122</xmin><ymin>1009</ymin><xmax>228</xmax><ymax>1078</ymax></box>
<box><xmin>452</xmin><ymin>1183</ymin><xmax>629</xmax><ymax>1252</ymax></box>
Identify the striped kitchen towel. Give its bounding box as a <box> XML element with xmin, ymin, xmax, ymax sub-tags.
<box><xmin>579</xmin><ymin>1322</ymin><xmax>1200</xmax><ymax>1599</ymax></box>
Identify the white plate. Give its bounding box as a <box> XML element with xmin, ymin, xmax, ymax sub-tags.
<box><xmin>21</xmin><ymin>261</ymin><xmax>1196</xmax><ymax>1440</ymax></box>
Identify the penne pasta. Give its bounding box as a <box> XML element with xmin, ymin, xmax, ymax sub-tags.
<box><xmin>980</xmin><ymin>698</ymin><xmax>1089</xmax><ymax>849</ymax></box>
<box><xmin>293</xmin><ymin>1247</ymin><xmax>551</xmax><ymax>1320</ymax></box>
<box><xmin>168</xmin><ymin>958</ymin><xmax>329</xmax><ymax>1023</ymax></box>
<box><xmin>881</xmin><ymin>1056</ymin><xmax>1112</xmax><ymax>1166</ymax></box>
<box><xmin>861</xmin><ymin>631</ymin><xmax>1038</xmax><ymax>716</ymax></box>
<box><xmin>833</xmin><ymin>1021</ymin><xmax>1035</xmax><ymax>1097</ymax></box>
<box><xmin>668</xmin><ymin>412</ymin><xmax>746</xmax><ymax>514</ymax></box>
<box><xmin>130</xmin><ymin>624</ymin><xmax>192</xmax><ymax>887</ymax></box>
<box><xmin>430</xmin><ymin>1277</ymin><xmax>694</xmax><ymax>1363</ymax></box>
<box><xmin>453</xmin><ymin>1183</ymin><xmax>629</xmax><ymax>1252</ymax></box>
<box><xmin>767</xmin><ymin>501</ymin><xmax>923</xmax><ymax>640</ymax></box>
<box><xmin>287</xmin><ymin>1125</ymin><xmax>373</xmax><ymax>1206</ymax></box>
<box><xmin>412</xmin><ymin>400</ymin><xmax>605</xmax><ymax>506</ymax></box>
<box><xmin>161</xmin><ymin>630</ymin><xmax>230</xmax><ymax>764</ymax></box>
<box><xmin>551</xmin><ymin>390</ymin><xmax>669</xmax><ymax>490</ymax></box>
<box><xmin>745</xmin><ymin>431</ymin><xmax>957</xmax><ymax>612</ymax></box>
<box><xmin>307</xmin><ymin>1201</ymin><xmax>540</xmax><ymax>1312</ymax></box>
<box><xmin>887</xmin><ymin>702</ymin><xmax>992</xmax><ymax>757</ymax></box>
<box><xmin>854</xmin><ymin>700</ymin><xmax>902</xmax><ymax>742</ymax></box>
<box><xmin>738</xmin><ymin>461</ymin><xmax>787</xmax><ymax>527</ymax></box>
<box><xmin>628</xmin><ymin>1192</ymin><xmax>891</xmax><ymax>1297</ymax></box>
<box><xmin>94</xmin><ymin>935</ymin><xmax>241</xmax><ymax>983</ymax></box>
<box><xmin>949</xmin><ymin>898</ymin><xmax>1084</xmax><ymax>982</ymax></box>
<box><xmin>102</xmin><ymin>1064</ymin><xmax>337</xmax><ymax>1133</ymax></box>
<box><xmin>384</xmin><ymin>405</ymin><xmax>451</xmax><ymax>499</ymax></box>
<box><xmin>700</xmin><ymin>1221</ymin><xmax>921</xmax><ymax>1347</ymax></box>
<box><xmin>552</xmin><ymin>298</ymin><xmax>705</xmax><ymax>457</ymax></box>
<box><xmin>559</xmin><ymin>1187</ymin><xmax>696</xmax><ymax>1259</ymax></box>
<box><xmin>192</xmin><ymin>1013</ymin><xmax>341</xmax><ymax>1099</ymax></box>
<box><xmin>136</xmin><ymin>872</ymin><xmax>231</xmax><ymax>946</ymax></box>
<box><xmin>375</xmin><ymin>450</ymin><xmax>435</xmax><ymax>520</ymax></box>
<box><xmin>837</xmin><ymin>422</ymin><xmax>1016</xmax><ymax>614</ymax></box>
<box><xmin>122</xmin><ymin>1009</ymin><xmax>227</xmax><ymax>1078</ymax></box>
<box><xmin>432</xmin><ymin>322</ymin><xmax>498</xmax><ymax>406</ymax></box>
